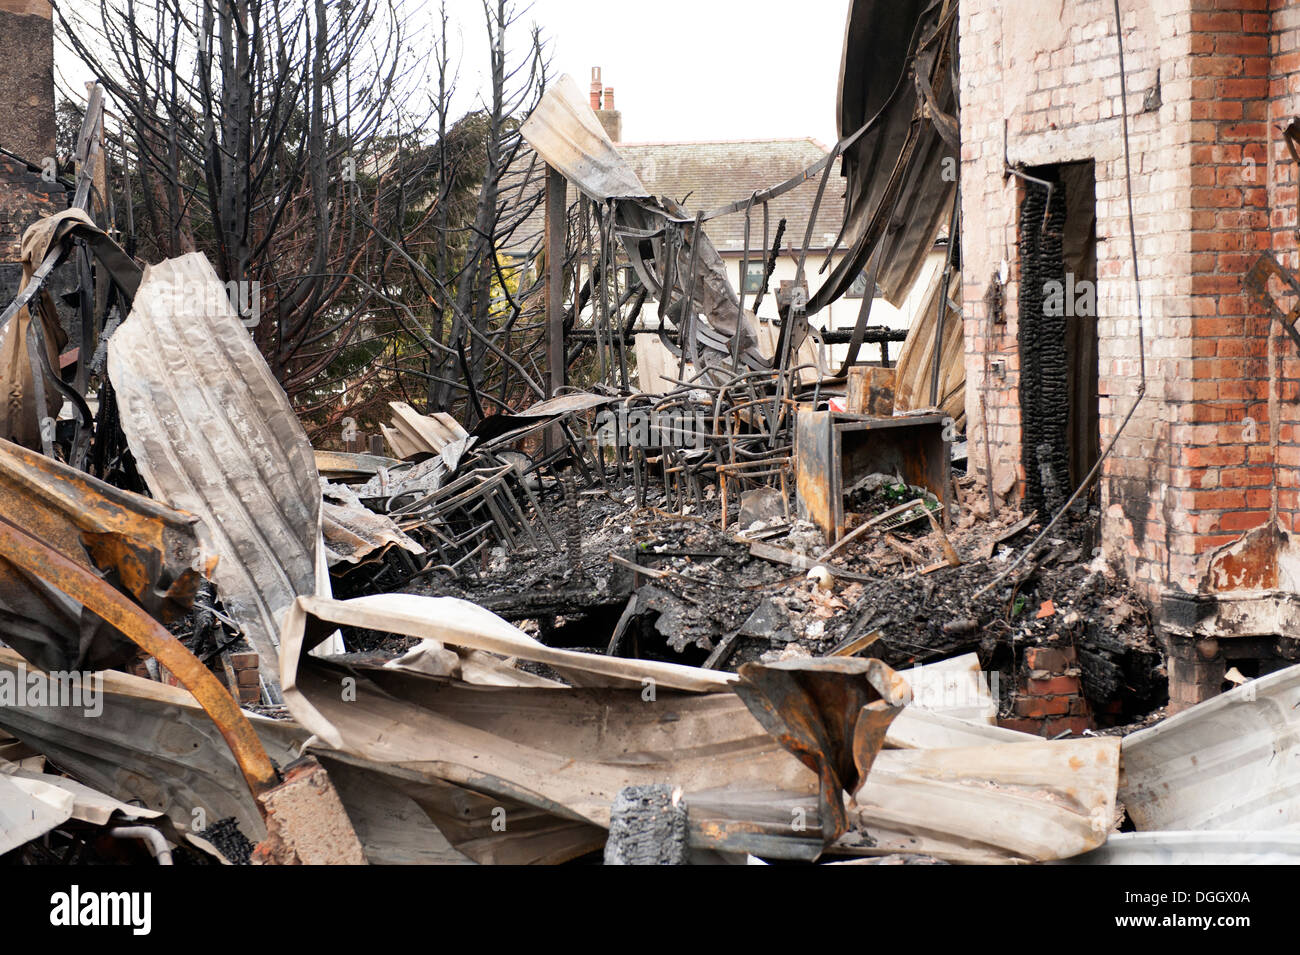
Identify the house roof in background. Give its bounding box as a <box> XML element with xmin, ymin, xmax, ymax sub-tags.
<box><xmin>616</xmin><ymin>138</ymin><xmax>844</xmax><ymax>254</ymax></box>
<box><xmin>501</xmin><ymin>137</ymin><xmax>844</xmax><ymax>259</ymax></box>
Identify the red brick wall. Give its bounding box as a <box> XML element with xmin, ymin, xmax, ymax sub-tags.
<box><xmin>961</xmin><ymin>0</ymin><xmax>1297</xmax><ymax>603</ymax></box>
<box><xmin>1271</xmin><ymin>1</ymin><xmax>1300</xmax><ymax>540</ymax></box>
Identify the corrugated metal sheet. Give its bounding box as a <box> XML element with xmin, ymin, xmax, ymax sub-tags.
<box><xmin>314</xmin><ymin>449</ymin><xmax>403</xmax><ymax>482</ymax></box>
<box><xmin>0</xmin><ymin>647</ymin><xmax>303</xmax><ymax>842</ymax></box>
<box><xmin>519</xmin><ymin>74</ymin><xmax>649</xmax><ymax>200</ymax></box>
<box><xmin>321</xmin><ymin>481</ymin><xmax>424</xmax><ymax>566</ymax></box>
<box><xmin>521</xmin><ymin>78</ymin><xmax>766</xmax><ymax>375</ymax></box>
<box><xmin>0</xmin><ymin>753</ymin><xmax>175</xmax><ymax>854</ymax></box>
<box><xmin>1120</xmin><ymin>663</ymin><xmax>1300</xmax><ymax>832</ymax></box>
<box><xmin>807</xmin><ymin>0</ymin><xmax>957</xmax><ymax>314</ymax></box>
<box><xmin>278</xmin><ymin>594</ymin><xmax>925</xmax><ymax>862</ymax></box>
<box><xmin>1059</xmin><ymin>831</ymin><xmax>1300</xmax><ymax>865</ymax></box>
<box><xmin>849</xmin><ymin>737</ymin><xmax>1121</xmax><ymax>864</ymax></box>
<box><xmin>107</xmin><ymin>253</ymin><xmax>330</xmax><ymax>696</ymax></box>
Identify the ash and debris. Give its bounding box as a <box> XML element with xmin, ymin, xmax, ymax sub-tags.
<box><xmin>388</xmin><ymin>471</ymin><xmax>1165</xmax><ymax>726</ymax></box>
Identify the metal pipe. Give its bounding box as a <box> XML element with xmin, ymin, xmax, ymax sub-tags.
<box><xmin>930</xmin><ymin>188</ymin><xmax>961</xmax><ymax>407</ymax></box>
<box><xmin>107</xmin><ymin>826</ymin><xmax>174</xmax><ymax>865</ymax></box>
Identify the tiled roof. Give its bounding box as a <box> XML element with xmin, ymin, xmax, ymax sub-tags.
<box><xmin>616</xmin><ymin>139</ymin><xmax>844</xmax><ymax>254</ymax></box>
<box><xmin>501</xmin><ymin>138</ymin><xmax>844</xmax><ymax>259</ymax></box>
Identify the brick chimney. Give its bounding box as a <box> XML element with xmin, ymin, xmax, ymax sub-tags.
<box><xmin>590</xmin><ymin>67</ymin><xmax>622</xmax><ymax>143</ymax></box>
<box><xmin>0</xmin><ymin>0</ymin><xmax>56</xmax><ymax>161</ymax></box>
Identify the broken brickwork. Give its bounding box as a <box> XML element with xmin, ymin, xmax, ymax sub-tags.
<box><xmin>1001</xmin><ymin>644</ymin><xmax>1095</xmax><ymax>738</ymax></box>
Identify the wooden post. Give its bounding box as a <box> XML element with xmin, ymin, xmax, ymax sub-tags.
<box><xmin>545</xmin><ymin>164</ymin><xmax>567</xmax><ymax>454</ymax></box>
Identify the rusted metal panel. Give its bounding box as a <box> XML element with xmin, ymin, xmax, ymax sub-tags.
<box><xmin>846</xmin><ymin>365</ymin><xmax>895</xmax><ymax>416</ymax></box>
<box><xmin>836</xmin><ymin>413</ymin><xmax>951</xmax><ymax>523</ymax></box>
<box><xmin>107</xmin><ymin>253</ymin><xmax>330</xmax><ymax>694</ymax></box>
<box><xmin>797</xmin><ymin>409</ymin><xmax>951</xmax><ymax>543</ymax></box>
<box><xmin>0</xmin><ymin>521</ymin><xmax>280</xmax><ymax>803</ymax></box>
<box><xmin>795</xmin><ymin>409</ymin><xmax>837</xmax><ymax>539</ymax></box>
<box><xmin>0</xmin><ymin>436</ymin><xmax>210</xmax><ymax>672</ymax></box>
<box><xmin>733</xmin><ymin>656</ymin><xmax>908</xmax><ymax>841</ymax></box>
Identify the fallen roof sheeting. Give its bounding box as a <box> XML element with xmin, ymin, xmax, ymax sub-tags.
<box><xmin>0</xmin><ymin>647</ymin><xmax>466</xmax><ymax>864</ymax></box>
<box><xmin>898</xmin><ymin>651</ymin><xmax>998</xmax><ymax>724</ymax></box>
<box><xmin>809</xmin><ymin>0</ymin><xmax>958</xmax><ymax>316</ymax></box>
<box><xmin>1120</xmin><ymin>663</ymin><xmax>1300</xmax><ymax>832</ymax></box>
<box><xmin>314</xmin><ymin>450</ymin><xmax>404</xmax><ymax>483</ymax></box>
<box><xmin>1058</xmin><ymin>830</ymin><xmax>1300</xmax><ymax>865</ymax></box>
<box><xmin>519</xmin><ymin>74</ymin><xmax>649</xmax><ymax>200</ymax></box>
<box><xmin>287</xmin><ymin>654</ymin><xmax>825</xmax><ymax>861</ymax></box>
<box><xmin>847</xmin><ymin>737</ymin><xmax>1121</xmax><ymax>864</ymax></box>
<box><xmin>281</xmin><ymin>593</ymin><xmax>916</xmax><ymax>862</ymax></box>
<box><xmin>0</xmin><ymin>435</ymin><xmax>209</xmax><ymax>673</ymax></box>
<box><xmin>382</xmin><ymin>401</ymin><xmax>471</xmax><ymax>460</ymax></box>
<box><xmin>886</xmin><ymin>706</ymin><xmax>1035</xmax><ymax>750</ymax></box>
<box><xmin>521</xmin><ymin>76</ymin><xmax>765</xmax><ymax>376</ymax></box>
<box><xmin>285</xmin><ymin>593</ymin><xmax>738</xmax><ymax>698</ymax></box>
<box><xmin>107</xmin><ymin>253</ymin><xmax>333</xmax><ymax>695</ymax></box>
<box><xmin>0</xmin><ymin>647</ymin><xmax>302</xmax><ymax>844</ymax></box>
<box><xmin>893</xmin><ymin>266</ymin><xmax>965</xmax><ymax>428</ymax></box>
<box><xmin>321</xmin><ymin>481</ymin><xmax>425</xmax><ymax>567</ymax></box>
<box><xmin>0</xmin><ymin>766</ymin><xmax>74</xmax><ymax>853</ymax></box>
<box><xmin>0</xmin><ymin>754</ymin><xmax>226</xmax><ymax>861</ymax></box>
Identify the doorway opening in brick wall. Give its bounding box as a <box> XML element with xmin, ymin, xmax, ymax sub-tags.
<box><xmin>1017</xmin><ymin>160</ymin><xmax>1100</xmax><ymax>517</ymax></box>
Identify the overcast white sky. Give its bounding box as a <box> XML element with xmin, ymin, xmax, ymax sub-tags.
<box><xmin>447</xmin><ymin>0</ymin><xmax>849</xmax><ymax>148</ymax></box>
<box><xmin>53</xmin><ymin>0</ymin><xmax>850</xmax><ymax>149</ymax></box>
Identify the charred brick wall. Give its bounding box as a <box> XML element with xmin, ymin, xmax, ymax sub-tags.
<box><xmin>961</xmin><ymin>0</ymin><xmax>1296</xmax><ymax>609</ymax></box>
<box><xmin>0</xmin><ymin>152</ymin><xmax>63</xmax><ymax>299</ymax></box>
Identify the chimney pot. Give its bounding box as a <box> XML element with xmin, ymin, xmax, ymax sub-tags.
<box><xmin>590</xmin><ymin>67</ymin><xmax>602</xmax><ymax>110</ymax></box>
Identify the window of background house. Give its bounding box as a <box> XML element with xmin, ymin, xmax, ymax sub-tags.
<box><xmin>741</xmin><ymin>260</ymin><xmax>764</xmax><ymax>294</ymax></box>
